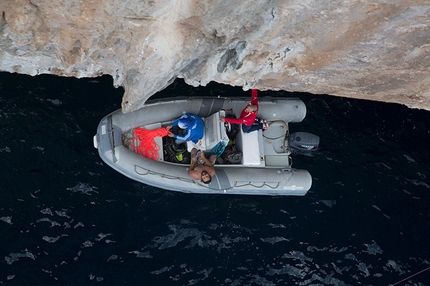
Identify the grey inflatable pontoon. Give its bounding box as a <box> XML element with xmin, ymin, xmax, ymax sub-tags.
<box><xmin>94</xmin><ymin>96</ymin><xmax>313</xmax><ymax>196</ymax></box>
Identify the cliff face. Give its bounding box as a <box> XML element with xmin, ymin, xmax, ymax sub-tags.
<box><xmin>1</xmin><ymin>0</ymin><xmax>429</xmax><ymax>112</ymax></box>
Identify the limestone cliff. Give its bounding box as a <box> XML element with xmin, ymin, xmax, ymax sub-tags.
<box><xmin>1</xmin><ymin>0</ymin><xmax>429</xmax><ymax>112</ymax></box>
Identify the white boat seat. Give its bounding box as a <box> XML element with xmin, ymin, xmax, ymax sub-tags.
<box><xmin>187</xmin><ymin>110</ymin><xmax>229</xmax><ymax>152</ymax></box>
<box><xmin>265</xmin><ymin>154</ymin><xmax>291</xmax><ymax>167</ymax></box>
<box><xmin>237</xmin><ymin>129</ymin><xmax>264</xmax><ymax>166</ymax></box>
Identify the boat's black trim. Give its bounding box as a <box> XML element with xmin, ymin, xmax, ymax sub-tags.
<box><xmin>107</xmin><ymin>115</ymin><xmax>118</xmax><ymax>163</ymax></box>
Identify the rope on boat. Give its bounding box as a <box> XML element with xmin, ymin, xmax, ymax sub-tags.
<box><xmin>134</xmin><ymin>165</ymin><xmax>195</xmax><ymax>183</ymax></box>
<box><xmin>233</xmin><ymin>181</ymin><xmax>280</xmax><ymax>189</ymax></box>
<box><xmin>134</xmin><ymin>165</ymin><xmax>282</xmax><ymax>190</ymax></box>
<box><xmin>389</xmin><ymin>265</ymin><xmax>430</xmax><ymax>286</ymax></box>
<box><xmin>131</xmin><ymin>127</ymin><xmax>169</xmax><ymax>160</ymax></box>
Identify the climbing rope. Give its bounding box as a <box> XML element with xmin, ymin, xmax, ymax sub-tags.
<box><xmin>131</xmin><ymin>127</ymin><xmax>170</xmax><ymax>160</ymax></box>
<box><xmin>389</xmin><ymin>265</ymin><xmax>430</xmax><ymax>286</ymax></box>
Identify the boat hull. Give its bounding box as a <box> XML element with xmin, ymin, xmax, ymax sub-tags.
<box><xmin>94</xmin><ymin>96</ymin><xmax>312</xmax><ymax>196</ymax></box>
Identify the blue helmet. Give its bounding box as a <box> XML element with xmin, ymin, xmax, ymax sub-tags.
<box><xmin>178</xmin><ymin>118</ymin><xmax>190</xmax><ymax>129</ymax></box>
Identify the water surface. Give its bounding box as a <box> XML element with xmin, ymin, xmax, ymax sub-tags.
<box><xmin>1</xmin><ymin>72</ymin><xmax>429</xmax><ymax>285</ymax></box>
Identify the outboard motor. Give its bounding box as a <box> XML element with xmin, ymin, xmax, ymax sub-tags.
<box><xmin>288</xmin><ymin>132</ymin><xmax>320</xmax><ymax>153</ymax></box>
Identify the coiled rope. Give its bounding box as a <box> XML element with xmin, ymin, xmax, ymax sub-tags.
<box><xmin>131</xmin><ymin>127</ymin><xmax>170</xmax><ymax>160</ymax></box>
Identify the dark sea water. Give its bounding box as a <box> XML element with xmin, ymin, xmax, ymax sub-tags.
<box><xmin>1</xmin><ymin>71</ymin><xmax>430</xmax><ymax>286</ymax></box>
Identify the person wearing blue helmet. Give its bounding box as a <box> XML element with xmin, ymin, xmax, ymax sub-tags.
<box><xmin>167</xmin><ymin>113</ymin><xmax>204</xmax><ymax>144</ymax></box>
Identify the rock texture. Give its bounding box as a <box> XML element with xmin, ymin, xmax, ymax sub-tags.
<box><xmin>1</xmin><ymin>0</ymin><xmax>430</xmax><ymax>112</ymax></box>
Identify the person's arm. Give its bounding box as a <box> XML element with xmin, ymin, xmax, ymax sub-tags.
<box><xmin>251</xmin><ymin>89</ymin><xmax>258</xmax><ymax>105</ymax></box>
<box><xmin>224</xmin><ymin>116</ymin><xmax>247</xmax><ymax>125</ymax></box>
<box><xmin>188</xmin><ymin>157</ymin><xmax>200</xmax><ymax>180</ymax></box>
<box><xmin>199</xmin><ymin>153</ymin><xmax>215</xmax><ymax>176</ymax></box>
<box><xmin>174</xmin><ymin>128</ymin><xmax>192</xmax><ymax>141</ymax></box>
<box><xmin>199</xmin><ymin>152</ymin><xmax>212</xmax><ymax>166</ymax></box>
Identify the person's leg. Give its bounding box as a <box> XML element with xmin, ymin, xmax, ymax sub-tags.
<box><xmin>242</xmin><ymin>124</ymin><xmax>252</xmax><ymax>133</ymax></box>
<box><xmin>209</xmin><ymin>154</ymin><xmax>216</xmax><ymax>165</ymax></box>
<box><xmin>243</xmin><ymin>123</ymin><xmax>263</xmax><ymax>133</ymax></box>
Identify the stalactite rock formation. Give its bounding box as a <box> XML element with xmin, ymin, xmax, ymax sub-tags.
<box><xmin>1</xmin><ymin>0</ymin><xmax>429</xmax><ymax>112</ymax></box>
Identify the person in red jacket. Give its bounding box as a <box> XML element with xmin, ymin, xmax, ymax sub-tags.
<box><xmin>219</xmin><ymin>89</ymin><xmax>269</xmax><ymax>133</ymax></box>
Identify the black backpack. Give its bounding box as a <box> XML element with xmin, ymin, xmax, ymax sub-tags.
<box><xmin>162</xmin><ymin>137</ymin><xmax>190</xmax><ymax>164</ymax></box>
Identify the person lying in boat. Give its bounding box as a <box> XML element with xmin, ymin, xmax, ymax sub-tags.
<box><xmin>167</xmin><ymin>113</ymin><xmax>204</xmax><ymax>145</ymax></box>
<box><xmin>219</xmin><ymin>89</ymin><xmax>269</xmax><ymax>133</ymax></box>
<box><xmin>188</xmin><ymin>148</ymin><xmax>216</xmax><ymax>184</ymax></box>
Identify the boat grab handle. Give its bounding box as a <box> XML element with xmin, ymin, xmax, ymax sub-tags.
<box><xmin>107</xmin><ymin>115</ymin><xmax>118</xmax><ymax>163</ymax></box>
<box><xmin>233</xmin><ymin>181</ymin><xmax>280</xmax><ymax>189</ymax></box>
<box><xmin>134</xmin><ymin>165</ymin><xmax>195</xmax><ymax>183</ymax></box>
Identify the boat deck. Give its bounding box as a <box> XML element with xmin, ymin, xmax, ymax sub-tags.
<box><xmin>128</xmin><ymin>111</ymin><xmax>293</xmax><ymax>169</ymax></box>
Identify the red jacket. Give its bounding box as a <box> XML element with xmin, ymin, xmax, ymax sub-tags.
<box><xmin>225</xmin><ymin>89</ymin><xmax>258</xmax><ymax>126</ymax></box>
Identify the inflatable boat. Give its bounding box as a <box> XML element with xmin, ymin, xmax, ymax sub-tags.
<box><xmin>93</xmin><ymin>96</ymin><xmax>318</xmax><ymax>196</ymax></box>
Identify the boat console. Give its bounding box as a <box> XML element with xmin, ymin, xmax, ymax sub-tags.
<box><xmin>186</xmin><ymin>110</ymin><xmax>229</xmax><ymax>152</ymax></box>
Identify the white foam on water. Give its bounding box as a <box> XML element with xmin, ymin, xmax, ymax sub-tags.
<box><xmin>371</xmin><ymin>205</ymin><xmax>392</xmax><ymax>219</ymax></box>
<box><xmin>82</xmin><ymin>240</ymin><xmax>94</xmax><ymax>247</ymax></box>
<box><xmin>385</xmin><ymin>260</ymin><xmax>406</xmax><ymax>275</ymax></box>
<box><xmin>363</xmin><ymin>241</ymin><xmax>383</xmax><ymax>255</ymax></box>
<box><xmin>260</xmin><ymin>236</ymin><xmax>290</xmax><ymax>244</ymax></box>
<box><xmin>89</xmin><ymin>274</ymin><xmax>104</xmax><ymax>282</ymax></box>
<box><xmin>66</xmin><ymin>182</ymin><xmax>99</xmax><ymax>195</ymax></box>
<box><xmin>36</xmin><ymin>217</ymin><xmax>61</xmax><ymax>227</ymax></box>
<box><xmin>267</xmin><ymin>264</ymin><xmax>308</xmax><ymax>279</ymax></box>
<box><xmin>331</xmin><ymin>262</ymin><xmax>350</xmax><ymax>275</ymax></box>
<box><xmin>46</xmin><ymin>99</ymin><xmax>62</xmax><ymax>105</ymax></box>
<box><xmin>320</xmin><ymin>200</ymin><xmax>337</xmax><ymax>208</ymax></box>
<box><xmin>0</xmin><ymin>216</ymin><xmax>13</xmax><ymax>225</ymax></box>
<box><xmin>403</xmin><ymin>154</ymin><xmax>416</xmax><ymax>163</ymax></box>
<box><xmin>345</xmin><ymin>253</ymin><xmax>358</xmax><ymax>261</ymax></box>
<box><xmin>73</xmin><ymin>222</ymin><xmax>85</xmax><ymax>229</ymax></box>
<box><xmin>372</xmin><ymin>205</ymin><xmax>381</xmax><ymax>212</ymax></box>
<box><xmin>374</xmin><ymin>162</ymin><xmax>392</xmax><ymax>170</ymax></box>
<box><xmin>268</xmin><ymin>223</ymin><xmax>286</xmax><ymax>228</ymax></box>
<box><xmin>358</xmin><ymin>262</ymin><xmax>371</xmax><ymax>277</ymax></box>
<box><xmin>95</xmin><ymin>233</ymin><xmax>113</xmax><ymax>241</ymax></box>
<box><xmin>416</xmin><ymin>172</ymin><xmax>426</xmax><ymax>179</ymax></box>
<box><xmin>187</xmin><ymin>268</ymin><xmax>213</xmax><ymax>285</ymax></box>
<box><xmin>282</xmin><ymin>250</ymin><xmax>313</xmax><ymax>262</ymax></box>
<box><xmin>55</xmin><ymin>210</ymin><xmax>70</xmax><ymax>218</ymax></box>
<box><xmin>107</xmin><ymin>254</ymin><xmax>118</xmax><ymax>262</ymax></box>
<box><xmin>0</xmin><ymin>146</ymin><xmax>11</xmax><ymax>153</ymax></box>
<box><xmin>40</xmin><ymin>208</ymin><xmax>53</xmax><ymax>216</ymax></box>
<box><xmin>129</xmin><ymin>250</ymin><xmax>152</xmax><ymax>258</ymax></box>
<box><xmin>150</xmin><ymin>265</ymin><xmax>174</xmax><ymax>275</ymax></box>
<box><xmin>405</xmin><ymin>178</ymin><xmax>429</xmax><ymax>188</ymax></box>
<box><xmin>153</xmin><ymin>226</ymin><xmax>203</xmax><ymax>250</ymax></box>
<box><xmin>5</xmin><ymin>250</ymin><xmax>36</xmax><ymax>265</ymax></box>
<box><xmin>402</xmin><ymin>189</ymin><xmax>411</xmax><ymax>195</ymax></box>
<box><xmin>32</xmin><ymin>146</ymin><xmax>45</xmax><ymax>151</ymax></box>
<box><xmin>74</xmin><ymin>250</ymin><xmax>82</xmax><ymax>261</ymax></box>
<box><xmin>42</xmin><ymin>235</ymin><xmax>68</xmax><ymax>243</ymax></box>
